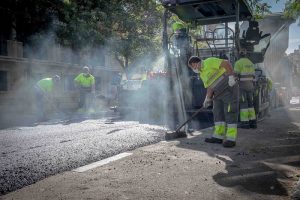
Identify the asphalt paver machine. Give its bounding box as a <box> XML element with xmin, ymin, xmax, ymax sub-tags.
<box><xmin>161</xmin><ymin>0</ymin><xmax>272</xmax><ymax>131</ymax></box>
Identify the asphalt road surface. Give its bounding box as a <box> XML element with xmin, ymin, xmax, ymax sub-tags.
<box><xmin>0</xmin><ymin>117</ymin><xmax>168</xmax><ymax>195</ymax></box>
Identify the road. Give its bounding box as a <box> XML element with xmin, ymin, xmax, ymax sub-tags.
<box><xmin>0</xmin><ymin>116</ymin><xmax>168</xmax><ymax>195</ymax></box>
<box><xmin>1</xmin><ymin>107</ymin><xmax>300</xmax><ymax>200</ymax></box>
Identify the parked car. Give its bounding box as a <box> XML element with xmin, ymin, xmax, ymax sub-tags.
<box><xmin>290</xmin><ymin>96</ymin><xmax>300</xmax><ymax>107</ymax></box>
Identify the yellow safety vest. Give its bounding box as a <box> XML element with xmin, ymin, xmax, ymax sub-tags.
<box><xmin>172</xmin><ymin>22</ymin><xmax>186</xmax><ymax>32</ymax></box>
<box><xmin>200</xmin><ymin>57</ymin><xmax>226</xmax><ymax>88</ymax></box>
<box><xmin>37</xmin><ymin>78</ymin><xmax>53</xmax><ymax>93</ymax></box>
<box><xmin>74</xmin><ymin>73</ymin><xmax>95</xmax><ymax>87</ymax></box>
<box><xmin>234</xmin><ymin>58</ymin><xmax>255</xmax><ymax>81</ymax></box>
<box><xmin>267</xmin><ymin>78</ymin><xmax>272</xmax><ymax>91</ymax></box>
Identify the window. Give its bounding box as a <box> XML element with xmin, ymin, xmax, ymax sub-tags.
<box><xmin>0</xmin><ymin>40</ymin><xmax>7</xmax><ymax>56</ymax></box>
<box><xmin>0</xmin><ymin>71</ymin><xmax>8</xmax><ymax>91</ymax></box>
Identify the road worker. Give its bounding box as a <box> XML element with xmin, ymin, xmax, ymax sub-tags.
<box><xmin>188</xmin><ymin>56</ymin><xmax>239</xmax><ymax>148</ymax></box>
<box><xmin>74</xmin><ymin>66</ymin><xmax>95</xmax><ymax>112</ymax></box>
<box><xmin>34</xmin><ymin>75</ymin><xmax>61</xmax><ymax>121</ymax></box>
<box><xmin>234</xmin><ymin>50</ymin><xmax>257</xmax><ymax>129</ymax></box>
<box><xmin>171</xmin><ymin>17</ymin><xmax>189</xmax><ymax>52</ymax></box>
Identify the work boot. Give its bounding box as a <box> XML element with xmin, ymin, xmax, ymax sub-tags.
<box><xmin>223</xmin><ymin>140</ymin><xmax>236</xmax><ymax>148</ymax></box>
<box><xmin>205</xmin><ymin>137</ymin><xmax>223</xmax><ymax>144</ymax></box>
<box><xmin>239</xmin><ymin>121</ymin><xmax>250</xmax><ymax>129</ymax></box>
<box><xmin>249</xmin><ymin>120</ymin><xmax>257</xmax><ymax>129</ymax></box>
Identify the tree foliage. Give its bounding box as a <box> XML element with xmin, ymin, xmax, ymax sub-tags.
<box><xmin>0</xmin><ymin>0</ymin><xmax>164</xmax><ymax>69</ymax></box>
<box><xmin>107</xmin><ymin>1</ymin><xmax>163</xmax><ymax>68</ymax></box>
<box><xmin>247</xmin><ymin>0</ymin><xmax>271</xmax><ymax>19</ymax></box>
<box><xmin>283</xmin><ymin>0</ymin><xmax>300</xmax><ymax>21</ymax></box>
<box><xmin>57</xmin><ymin>0</ymin><xmax>164</xmax><ymax>69</ymax></box>
<box><xmin>0</xmin><ymin>0</ymin><xmax>63</xmax><ymax>42</ymax></box>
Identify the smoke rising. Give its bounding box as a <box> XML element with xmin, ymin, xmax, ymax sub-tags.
<box><xmin>116</xmin><ymin>49</ymin><xmax>195</xmax><ymax>131</ymax></box>
<box><xmin>0</xmin><ymin>27</ymin><xmax>122</xmax><ymax>128</ymax></box>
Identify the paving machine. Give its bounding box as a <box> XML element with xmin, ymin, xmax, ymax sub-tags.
<box><xmin>160</xmin><ymin>0</ymin><xmax>272</xmax><ymax>131</ymax></box>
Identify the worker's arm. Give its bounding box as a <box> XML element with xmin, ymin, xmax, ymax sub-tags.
<box><xmin>221</xmin><ymin>59</ymin><xmax>237</xmax><ymax>87</ymax></box>
<box><xmin>203</xmin><ymin>88</ymin><xmax>214</xmax><ymax>108</ymax></box>
<box><xmin>43</xmin><ymin>91</ymin><xmax>54</xmax><ymax>103</ymax></box>
<box><xmin>206</xmin><ymin>88</ymin><xmax>213</xmax><ymax>99</ymax></box>
<box><xmin>73</xmin><ymin>79</ymin><xmax>80</xmax><ymax>89</ymax></box>
<box><xmin>220</xmin><ymin>60</ymin><xmax>234</xmax><ymax>75</ymax></box>
<box><xmin>91</xmin><ymin>76</ymin><xmax>96</xmax><ymax>94</ymax></box>
<box><xmin>74</xmin><ymin>74</ymin><xmax>82</xmax><ymax>89</ymax></box>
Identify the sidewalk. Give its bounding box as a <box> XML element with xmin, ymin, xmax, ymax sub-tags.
<box><xmin>2</xmin><ymin>107</ymin><xmax>300</xmax><ymax>200</ymax></box>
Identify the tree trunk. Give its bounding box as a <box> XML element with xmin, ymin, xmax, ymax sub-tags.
<box><xmin>125</xmin><ymin>57</ymin><xmax>129</xmax><ymax>69</ymax></box>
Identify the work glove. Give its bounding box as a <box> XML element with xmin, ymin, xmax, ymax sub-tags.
<box><xmin>228</xmin><ymin>75</ymin><xmax>237</xmax><ymax>87</ymax></box>
<box><xmin>203</xmin><ymin>96</ymin><xmax>212</xmax><ymax>108</ymax></box>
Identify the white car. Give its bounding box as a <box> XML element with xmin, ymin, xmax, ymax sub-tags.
<box><xmin>290</xmin><ymin>96</ymin><xmax>300</xmax><ymax>106</ymax></box>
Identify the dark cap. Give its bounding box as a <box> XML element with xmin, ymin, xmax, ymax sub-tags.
<box><xmin>188</xmin><ymin>56</ymin><xmax>201</xmax><ymax>65</ymax></box>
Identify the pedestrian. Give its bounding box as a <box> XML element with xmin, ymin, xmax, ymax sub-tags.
<box><xmin>188</xmin><ymin>56</ymin><xmax>239</xmax><ymax>147</ymax></box>
<box><xmin>234</xmin><ymin>50</ymin><xmax>257</xmax><ymax>129</ymax></box>
<box><xmin>74</xmin><ymin>66</ymin><xmax>96</xmax><ymax>112</ymax></box>
<box><xmin>34</xmin><ymin>75</ymin><xmax>61</xmax><ymax>121</ymax></box>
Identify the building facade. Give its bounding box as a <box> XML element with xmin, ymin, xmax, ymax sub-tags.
<box><xmin>0</xmin><ymin>40</ymin><xmax>122</xmax><ymax>127</ymax></box>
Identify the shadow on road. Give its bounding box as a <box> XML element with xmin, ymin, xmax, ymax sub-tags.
<box><xmin>175</xmin><ymin>107</ymin><xmax>300</xmax><ymax>197</ymax></box>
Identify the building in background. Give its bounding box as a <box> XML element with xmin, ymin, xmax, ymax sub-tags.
<box><xmin>0</xmin><ymin>40</ymin><xmax>122</xmax><ymax>127</ymax></box>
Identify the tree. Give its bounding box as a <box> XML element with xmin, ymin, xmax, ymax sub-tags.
<box><xmin>56</xmin><ymin>0</ymin><xmax>164</xmax><ymax>70</ymax></box>
<box><xmin>247</xmin><ymin>0</ymin><xmax>271</xmax><ymax>19</ymax></box>
<box><xmin>283</xmin><ymin>0</ymin><xmax>300</xmax><ymax>21</ymax></box>
<box><xmin>56</xmin><ymin>0</ymin><xmax>111</xmax><ymax>50</ymax></box>
<box><xmin>107</xmin><ymin>0</ymin><xmax>163</xmax><ymax>70</ymax></box>
<box><xmin>0</xmin><ymin>0</ymin><xmax>164</xmax><ymax>70</ymax></box>
<box><xmin>0</xmin><ymin>0</ymin><xmax>64</xmax><ymax>42</ymax></box>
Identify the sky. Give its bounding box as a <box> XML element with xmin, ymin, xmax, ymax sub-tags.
<box><xmin>264</xmin><ymin>0</ymin><xmax>300</xmax><ymax>54</ymax></box>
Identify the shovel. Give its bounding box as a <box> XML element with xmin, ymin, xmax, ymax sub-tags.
<box><xmin>165</xmin><ymin>85</ymin><xmax>231</xmax><ymax>140</ymax></box>
<box><xmin>165</xmin><ymin>106</ymin><xmax>209</xmax><ymax>140</ymax></box>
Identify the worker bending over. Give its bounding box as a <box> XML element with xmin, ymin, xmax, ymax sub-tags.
<box><xmin>234</xmin><ymin>50</ymin><xmax>257</xmax><ymax>129</ymax></box>
<box><xmin>188</xmin><ymin>56</ymin><xmax>239</xmax><ymax>148</ymax></box>
<box><xmin>34</xmin><ymin>75</ymin><xmax>61</xmax><ymax>121</ymax></box>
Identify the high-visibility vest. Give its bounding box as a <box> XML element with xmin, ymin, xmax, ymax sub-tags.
<box><xmin>141</xmin><ymin>73</ymin><xmax>147</xmax><ymax>81</ymax></box>
<box><xmin>74</xmin><ymin>73</ymin><xmax>95</xmax><ymax>87</ymax></box>
<box><xmin>172</xmin><ymin>22</ymin><xmax>186</xmax><ymax>32</ymax></box>
<box><xmin>199</xmin><ymin>57</ymin><xmax>226</xmax><ymax>88</ymax></box>
<box><xmin>36</xmin><ymin>78</ymin><xmax>53</xmax><ymax>93</ymax></box>
<box><xmin>267</xmin><ymin>78</ymin><xmax>273</xmax><ymax>91</ymax></box>
<box><xmin>234</xmin><ymin>58</ymin><xmax>255</xmax><ymax>81</ymax></box>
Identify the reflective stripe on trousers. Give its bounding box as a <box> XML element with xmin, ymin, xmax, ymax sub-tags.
<box><xmin>248</xmin><ymin>107</ymin><xmax>256</xmax><ymax>120</ymax></box>
<box><xmin>240</xmin><ymin>108</ymin><xmax>249</xmax><ymax>122</ymax></box>
<box><xmin>213</xmin><ymin>121</ymin><xmax>226</xmax><ymax>139</ymax></box>
<box><xmin>226</xmin><ymin>124</ymin><xmax>237</xmax><ymax>141</ymax></box>
<box><xmin>239</xmin><ymin>89</ymin><xmax>256</xmax><ymax>122</ymax></box>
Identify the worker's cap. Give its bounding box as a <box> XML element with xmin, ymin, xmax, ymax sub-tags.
<box><xmin>239</xmin><ymin>48</ymin><xmax>247</xmax><ymax>54</ymax></box>
<box><xmin>188</xmin><ymin>56</ymin><xmax>201</xmax><ymax>66</ymax></box>
<box><xmin>52</xmin><ymin>75</ymin><xmax>61</xmax><ymax>82</ymax></box>
<box><xmin>83</xmin><ymin>66</ymin><xmax>90</xmax><ymax>71</ymax></box>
